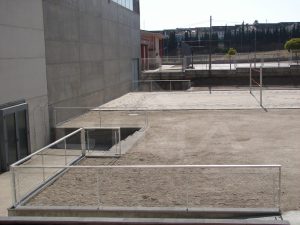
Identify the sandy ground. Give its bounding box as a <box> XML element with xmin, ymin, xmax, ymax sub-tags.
<box><xmin>27</xmin><ymin>110</ymin><xmax>300</xmax><ymax>211</ymax></box>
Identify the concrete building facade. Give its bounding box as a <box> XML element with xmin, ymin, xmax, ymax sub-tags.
<box><xmin>0</xmin><ymin>0</ymin><xmax>140</xmax><ymax>171</ymax></box>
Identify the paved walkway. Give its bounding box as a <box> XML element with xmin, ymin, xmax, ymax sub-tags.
<box><xmin>0</xmin><ymin>149</ymin><xmax>82</xmax><ymax>216</ymax></box>
<box><xmin>98</xmin><ymin>90</ymin><xmax>300</xmax><ymax>110</ymax></box>
<box><xmin>0</xmin><ymin>172</ymin><xmax>11</xmax><ymax>216</ymax></box>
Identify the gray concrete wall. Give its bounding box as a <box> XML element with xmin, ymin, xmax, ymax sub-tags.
<box><xmin>43</xmin><ymin>0</ymin><xmax>140</xmax><ymax>126</ymax></box>
<box><xmin>0</xmin><ymin>0</ymin><xmax>50</xmax><ymax>151</ymax></box>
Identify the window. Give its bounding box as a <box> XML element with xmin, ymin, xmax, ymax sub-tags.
<box><xmin>112</xmin><ymin>0</ymin><xmax>136</xmax><ymax>12</ymax></box>
<box><xmin>0</xmin><ymin>101</ymin><xmax>30</xmax><ymax>172</ymax></box>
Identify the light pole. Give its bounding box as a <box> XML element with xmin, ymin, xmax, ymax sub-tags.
<box><xmin>254</xmin><ymin>28</ymin><xmax>257</xmax><ymax>68</ymax></box>
<box><xmin>253</xmin><ymin>20</ymin><xmax>258</xmax><ymax>68</ymax></box>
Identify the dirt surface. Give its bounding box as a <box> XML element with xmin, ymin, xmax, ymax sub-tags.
<box><xmin>27</xmin><ymin>110</ymin><xmax>300</xmax><ymax>211</ymax></box>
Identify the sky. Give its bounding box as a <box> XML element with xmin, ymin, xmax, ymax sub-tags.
<box><xmin>139</xmin><ymin>0</ymin><xmax>300</xmax><ymax>31</ymax></box>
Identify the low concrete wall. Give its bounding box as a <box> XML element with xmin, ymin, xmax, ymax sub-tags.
<box><xmin>141</xmin><ymin>67</ymin><xmax>300</xmax><ymax>86</ymax></box>
<box><xmin>8</xmin><ymin>206</ymin><xmax>281</xmax><ymax>219</ymax></box>
<box><xmin>0</xmin><ymin>216</ymin><xmax>290</xmax><ymax>225</ymax></box>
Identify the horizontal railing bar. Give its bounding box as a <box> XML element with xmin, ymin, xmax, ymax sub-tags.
<box><xmin>53</xmin><ymin>107</ymin><xmax>95</xmax><ymax>109</ymax></box>
<box><xmin>11</xmin><ymin>128</ymin><xmax>83</xmax><ymax>167</ymax></box>
<box><xmin>133</xmin><ymin>80</ymin><xmax>190</xmax><ymax>82</ymax></box>
<box><xmin>83</xmin><ymin>127</ymin><xmax>121</xmax><ymax>130</ymax></box>
<box><xmin>12</xmin><ymin>164</ymin><xmax>281</xmax><ymax>169</ymax></box>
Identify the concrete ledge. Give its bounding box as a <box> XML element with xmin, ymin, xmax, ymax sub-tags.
<box><xmin>9</xmin><ymin>206</ymin><xmax>281</xmax><ymax>219</ymax></box>
<box><xmin>0</xmin><ymin>216</ymin><xmax>290</xmax><ymax>225</ymax></box>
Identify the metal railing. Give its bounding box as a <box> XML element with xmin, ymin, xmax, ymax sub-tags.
<box><xmin>250</xmin><ymin>61</ymin><xmax>263</xmax><ymax>107</ymax></box>
<box><xmin>52</xmin><ymin>107</ymin><xmax>149</xmax><ymax>129</ymax></box>
<box><xmin>132</xmin><ymin>80</ymin><xmax>192</xmax><ymax>92</ymax></box>
<box><xmin>11</xmin><ymin>164</ymin><xmax>282</xmax><ymax>211</ymax></box>
<box><xmin>10</xmin><ymin>127</ymin><xmax>122</xmax><ymax>207</ymax></box>
<box><xmin>142</xmin><ymin>52</ymin><xmax>293</xmax><ymax>72</ymax></box>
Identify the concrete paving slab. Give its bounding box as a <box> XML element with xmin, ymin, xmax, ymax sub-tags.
<box><xmin>282</xmin><ymin>211</ymin><xmax>300</xmax><ymax>225</ymax></box>
<box><xmin>97</xmin><ymin>90</ymin><xmax>300</xmax><ymax>110</ymax></box>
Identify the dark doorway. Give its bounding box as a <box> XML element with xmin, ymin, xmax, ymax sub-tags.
<box><xmin>0</xmin><ymin>101</ymin><xmax>30</xmax><ymax>172</ymax></box>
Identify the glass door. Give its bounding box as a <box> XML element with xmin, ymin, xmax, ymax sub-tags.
<box><xmin>0</xmin><ymin>102</ymin><xmax>30</xmax><ymax>171</ymax></box>
<box><xmin>16</xmin><ymin>110</ymin><xmax>29</xmax><ymax>159</ymax></box>
<box><xmin>5</xmin><ymin>114</ymin><xmax>18</xmax><ymax>166</ymax></box>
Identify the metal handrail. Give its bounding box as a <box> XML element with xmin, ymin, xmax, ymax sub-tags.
<box><xmin>10</xmin><ymin>128</ymin><xmax>84</xmax><ymax>167</ymax></box>
<box><xmin>11</xmin><ymin>164</ymin><xmax>282</xmax><ymax>210</ymax></box>
<box><xmin>12</xmin><ymin>164</ymin><xmax>281</xmax><ymax>169</ymax></box>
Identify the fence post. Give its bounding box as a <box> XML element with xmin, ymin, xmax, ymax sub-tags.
<box><xmin>10</xmin><ymin>166</ymin><xmax>17</xmax><ymax>207</ymax></box>
<box><xmin>53</xmin><ymin>108</ymin><xmax>57</xmax><ymax>126</ymax></box>
<box><xmin>87</xmin><ymin>130</ymin><xmax>90</xmax><ymax>152</ymax></box>
<box><xmin>278</xmin><ymin>166</ymin><xmax>282</xmax><ymax>210</ymax></box>
<box><xmin>250</xmin><ymin>62</ymin><xmax>252</xmax><ymax>93</ymax></box>
<box><xmin>42</xmin><ymin>152</ymin><xmax>45</xmax><ymax>182</ymax></box>
<box><xmin>81</xmin><ymin>128</ymin><xmax>86</xmax><ymax>156</ymax></box>
<box><xmin>260</xmin><ymin>65</ymin><xmax>263</xmax><ymax>107</ymax></box>
<box><xmin>118</xmin><ymin>128</ymin><xmax>121</xmax><ymax>155</ymax></box>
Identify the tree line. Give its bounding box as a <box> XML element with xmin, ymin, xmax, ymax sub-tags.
<box><xmin>165</xmin><ymin>23</ymin><xmax>300</xmax><ymax>55</ymax></box>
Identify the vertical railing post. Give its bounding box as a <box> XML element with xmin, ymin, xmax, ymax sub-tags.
<box><xmin>118</xmin><ymin>128</ymin><xmax>121</xmax><ymax>155</ymax></box>
<box><xmin>260</xmin><ymin>65</ymin><xmax>263</xmax><ymax>107</ymax></box>
<box><xmin>81</xmin><ymin>128</ymin><xmax>86</xmax><ymax>156</ymax></box>
<box><xmin>96</xmin><ymin>168</ymin><xmax>100</xmax><ymax>207</ymax></box>
<box><xmin>278</xmin><ymin>166</ymin><xmax>282</xmax><ymax>210</ymax></box>
<box><xmin>64</xmin><ymin>139</ymin><xmax>67</xmax><ymax>165</ymax></box>
<box><xmin>53</xmin><ymin>108</ymin><xmax>57</xmax><ymax>126</ymax></box>
<box><xmin>250</xmin><ymin>62</ymin><xmax>252</xmax><ymax>93</ymax></box>
<box><xmin>10</xmin><ymin>166</ymin><xmax>17</xmax><ymax>207</ymax></box>
<box><xmin>87</xmin><ymin>130</ymin><xmax>90</xmax><ymax>152</ymax></box>
<box><xmin>42</xmin><ymin>152</ymin><xmax>45</xmax><ymax>182</ymax></box>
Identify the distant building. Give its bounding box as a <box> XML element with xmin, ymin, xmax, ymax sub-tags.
<box><xmin>141</xmin><ymin>31</ymin><xmax>164</xmax><ymax>70</ymax></box>
<box><xmin>0</xmin><ymin>0</ymin><xmax>140</xmax><ymax>172</ymax></box>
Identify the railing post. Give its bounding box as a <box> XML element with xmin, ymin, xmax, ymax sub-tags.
<box><xmin>87</xmin><ymin>130</ymin><xmax>90</xmax><ymax>152</ymax></box>
<box><xmin>96</xmin><ymin>168</ymin><xmax>100</xmax><ymax>207</ymax></box>
<box><xmin>42</xmin><ymin>152</ymin><xmax>45</xmax><ymax>182</ymax></box>
<box><xmin>278</xmin><ymin>166</ymin><xmax>282</xmax><ymax>210</ymax></box>
<box><xmin>10</xmin><ymin>166</ymin><xmax>17</xmax><ymax>207</ymax></box>
<box><xmin>81</xmin><ymin>128</ymin><xmax>86</xmax><ymax>156</ymax></box>
<box><xmin>118</xmin><ymin>128</ymin><xmax>121</xmax><ymax>155</ymax></box>
<box><xmin>64</xmin><ymin>139</ymin><xmax>67</xmax><ymax>165</ymax></box>
<box><xmin>250</xmin><ymin>62</ymin><xmax>252</xmax><ymax>93</ymax></box>
<box><xmin>260</xmin><ymin>64</ymin><xmax>263</xmax><ymax>107</ymax></box>
<box><xmin>99</xmin><ymin>111</ymin><xmax>101</xmax><ymax>127</ymax></box>
<box><xmin>53</xmin><ymin>108</ymin><xmax>57</xmax><ymax>126</ymax></box>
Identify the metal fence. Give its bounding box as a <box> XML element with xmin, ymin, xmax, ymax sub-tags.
<box><xmin>132</xmin><ymin>80</ymin><xmax>192</xmax><ymax>92</ymax></box>
<box><xmin>52</xmin><ymin>107</ymin><xmax>149</xmax><ymax>129</ymax></box>
<box><xmin>142</xmin><ymin>51</ymin><xmax>295</xmax><ymax>72</ymax></box>
<box><xmin>10</xmin><ymin>127</ymin><xmax>122</xmax><ymax>206</ymax></box>
<box><xmin>10</xmin><ymin>164</ymin><xmax>282</xmax><ymax>211</ymax></box>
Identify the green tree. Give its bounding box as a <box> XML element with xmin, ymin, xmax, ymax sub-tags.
<box><xmin>227</xmin><ymin>48</ymin><xmax>237</xmax><ymax>70</ymax></box>
<box><xmin>285</xmin><ymin>38</ymin><xmax>300</xmax><ymax>64</ymax></box>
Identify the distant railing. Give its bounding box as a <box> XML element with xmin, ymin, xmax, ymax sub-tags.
<box><xmin>132</xmin><ymin>80</ymin><xmax>192</xmax><ymax>92</ymax></box>
<box><xmin>142</xmin><ymin>51</ymin><xmax>294</xmax><ymax>72</ymax></box>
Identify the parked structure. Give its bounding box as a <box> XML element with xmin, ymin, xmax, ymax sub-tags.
<box><xmin>0</xmin><ymin>0</ymin><xmax>140</xmax><ymax>172</ymax></box>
